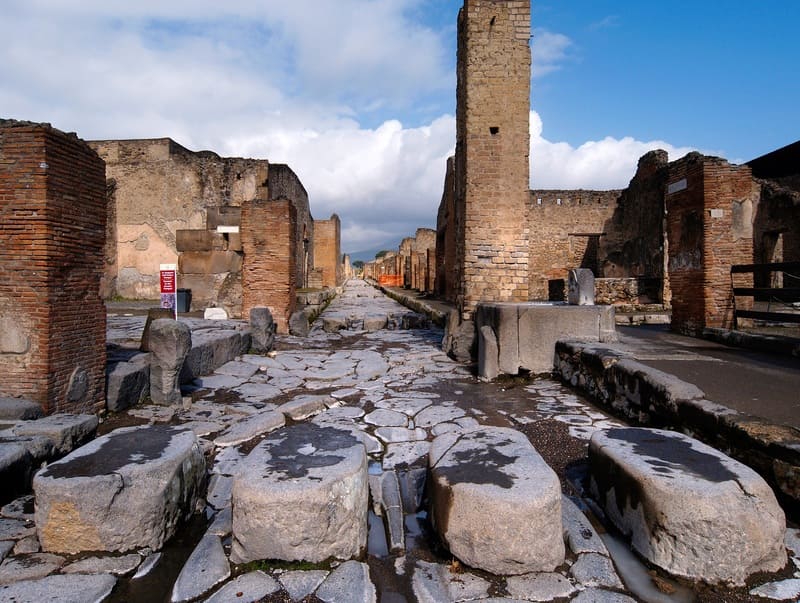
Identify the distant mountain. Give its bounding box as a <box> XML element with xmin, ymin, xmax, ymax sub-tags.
<box><xmin>345</xmin><ymin>244</ymin><xmax>397</xmax><ymax>263</ymax></box>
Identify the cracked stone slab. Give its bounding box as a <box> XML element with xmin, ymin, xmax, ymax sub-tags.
<box><xmin>414</xmin><ymin>405</ymin><xmax>465</xmax><ymax>428</ymax></box>
<box><xmin>207</xmin><ymin>475</ymin><xmax>233</xmax><ymax>510</ymax></box>
<box><xmin>375</xmin><ymin>397</ymin><xmax>433</xmax><ymax>416</ymax></box>
<box><xmin>204</xmin><ymin>570</ymin><xmax>280</xmax><ymax>603</ymax></box>
<box><xmin>278</xmin><ymin>570</ymin><xmax>329</xmax><ymax>601</ymax></box>
<box><xmin>13</xmin><ymin>414</ymin><xmax>98</xmax><ymax>456</ymax></box>
<box><xmin>215</xmin><ymin>361</ymin><xmax>260</xmax><ymax>379</ymax></box>
<box><xmin>214</xmin><ymin>411</ymin><xmax>285</xmax><ymax>448</ymax></box>
<box><xmin>232</xmin><ymin>382</ymin><xmax>283</xmax><ymax>402</ymax></box>
<box><xmin>562</xmin><ymin>496</ymin><xmax>608</xmax><ymax>556</ymax></box>
<box><xmin>316</xmin><ymin>560</ymin><xmax>376</xmax><ymax>603</ymax></box>
<box><xmin>589</xmin><ymin>427</ymin><xmax>786</xmax><ymax>585</ymax></box>
<box><xmin>193</xmin><ymin>374</ymin><xmax>247</xmax><ymax>390</ymax></box>
<box><xmin>0</xmin><ymin>518</ymin><xmax>35</xmax><ymax>540</ymax></box>
<box><xmin>505</xmin><ymin>572</ymin><xmax>578</xmax><ymax>601</ymax></box>
<box><xmin>33</xmin><ymin>425</ymin><xmax>205</xmax><ymax>554</ymax></box>
<box><xmin>277</xmin><ymin>397</ymin><xmax>327</xmax><ymax>421</ymax></box>
<box><xmin>412</xmin><ymin>560</ymin><xmax>490</xmax><ymax>603</ymax></box>
<box><xmin>62</xmin><ymin>553</ymin><xmax>141</xmax><ymax>576</ymax></box>
<box><xmin>364</xmin><ymin>409</ymin><xmax>408</xmax><ymax>428</ymax></box>
<box><xmin>570</xmin><ymin>552</ymin><xmax>624</xmax><ymax>589</ymax></box>
<box><xmin>230</xmin><ymin>423</ymin><xmax>368</xmax><ymax>564</ymax></box>
<box><xmin>382</xmin><ymin>441</ymin><xmax>430</xmax><ymax>470</ymax></box>
<box><xmin>374</xmin><ymin>427</ymin><xmax>427</xmax><ymax>444</ymax></box>
<box><xmin>0</xmin><ymin>573</ymin><xmax>116</xmax><ymax>603</ymax></box>
<box><xmin>0</xmin><ymin>553</ymin><xmax>65</xmax><ymax>584</ymax></box>
<box><xmin>428</xmin><ymin>427</ymin><xmax>564</xmax><ymax>575</ymax></box>
<box><xmin>750</xmin><ymin>578</ymin><xmax>800</xmax><ymax>600</ymax></box>
<box><xmin>171</xmin><ymin>533</ymin><xmax>230</xmax><ymax>602</ymax></box>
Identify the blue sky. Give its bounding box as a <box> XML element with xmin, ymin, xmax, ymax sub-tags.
<box><xmin>2</xmin><ymin>1</ymin><xmax>798</xmax><ymax>256</ymax></box>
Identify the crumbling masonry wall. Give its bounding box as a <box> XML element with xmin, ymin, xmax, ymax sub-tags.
<box><xmin>528</xmin><ymin>190</ymin><xmax>621</xmax><ymax>300</ymax></box>
<box><xmin>0</xmin><ymin>121</ymin><xmax>107</xmax><ymax>414</ymax></box>
<box><xmin>455</xmin><ymin>0</ymin><xmax>531</xmax><ymax>319</ymax></box>
<box><xmin>666</xmin><ymin>153</ymin><xmax>757</xmax><ymax>334</ymax></box>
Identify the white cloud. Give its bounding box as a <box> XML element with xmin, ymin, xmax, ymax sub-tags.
<box><xmin>532</xmin><ymin>28</ymin><xmax>573</xmax><ymax>78</ymax></box>
<box><xmin>529</xmin><ymin>111</ymin><xmax>696</xmax><ymax>190</ymax></box>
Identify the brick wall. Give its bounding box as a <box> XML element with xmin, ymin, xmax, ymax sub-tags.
<box><xmin>666</xmin><ymin>153</ymin><xmax>757</xmax><ymax>334</ymax></box>
<box><xmin>241</xmin><ymin>199</ymin><xmax>297</xmax><ymax>333</ymax></box>
<box><xmin>0</xmin><ymin>121</ymin><xmax>106</xmax><ymax>414</ymax></box>
<box><xmin>313</xmin><ymin>214</ymin><xmax>341</xmax><ymax>288</ymax></box>
<box><xmin>455</xmin><ymin>0</ymin><xmax>531</xmax><ymax>319</ymax></box>
<box><xmin>528</xmin><ymin>189</ymin><xmax>620</xmax><ymax>299</ymax></box>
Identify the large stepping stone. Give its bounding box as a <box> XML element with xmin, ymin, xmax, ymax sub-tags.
<box><xmin>13</xmin><ymin>413</ymin><xmax>98</xmax><ymax>456</ymax></box>
<box><xmin>33</xmin><ymin>425</ymin><xmax>205</xmax><ymax>554</ymax></box>
<box><xmin>589</xmin><ymin>427</ymin><xmax>786</xmax><ymax>585</ymax></box>
<box><xmin>230</xmin><ymin>423</ymin><xmax>368</xmax><ymax>564</ymax></box>
<box><xmin>428</xmin><ymin>427</ymin><xmax>564</xmax><ymax>575</ymax></box>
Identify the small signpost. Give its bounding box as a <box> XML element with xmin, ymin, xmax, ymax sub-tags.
<box><xmin>160</xmin><ymin>263</ymin><xmax>178</xmax><ymax>319</ymax></box>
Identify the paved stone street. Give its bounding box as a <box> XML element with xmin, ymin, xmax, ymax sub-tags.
<box><xmin>2</xmin><ymin>280</ymin><xmax>800</xmax><ymax>602</ymax></box>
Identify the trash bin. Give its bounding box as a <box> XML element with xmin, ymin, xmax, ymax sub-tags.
<box><xmin>176</xmin><ymin>289</ymin><xmax>192</xmax><ymax>313</ymax></box>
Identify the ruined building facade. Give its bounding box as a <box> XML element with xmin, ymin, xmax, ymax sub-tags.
<box><xmin>0</xmin><ymin>121</ymin><xmax>107</xmax><ymax>414</ymax></box>
<box><xmin>90</xmin><ymin>138</ymin><xmax>343</xmax><ymax>332</ymax></box>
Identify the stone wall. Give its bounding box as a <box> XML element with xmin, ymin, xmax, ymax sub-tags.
<box><xmin>436</xmin><ymin>156</ymin><xmax>457</xmax><ymax>302</ymax></box>
<box><xmin>0</xmin><ymin>121</ymin><xmax>107</xmax><ymax>414</ymax></box>
<box><xmin>89</xmin><ymin>138</ymin><xmax>264</xmax><ymax>301</ymax></box>
<box><xmin>313</xmin><ymin>214</ymin><xmax>341</xmax><ymax>289</ymax></box>
<box><xmin>666</xmin><ymin>153</ymin><xmax>758</xmax><ymax>334</ymax></box>
<box><xmin>241</xmin><ymin>199</ymin><xmax>297</xmax><ymax>334</ymax></box>
<box><xmin>455</xmin><ymin>0</ymin><xmax>531</xmax><ymax>319</ymax></box>
<box><xmin>528</xmin><ymin>189</ymin><xmax>620</xmax><ymax>300</ymax></box>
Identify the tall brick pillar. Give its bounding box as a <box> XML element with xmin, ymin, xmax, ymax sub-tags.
<box><xmin>241</xmin><ymin>199</ymin><xmax>297</xmax><ymax>334</ymax></box>
<box><xmin>665</xmin><ymin>153</ymin><xmax>757</xmax><ymax>334</ymax></box>
<box><xmin>455</xmin><ymin>0</ymin><xmax>531</xmax><ymax>320</ymax></box>
<box><xmin>0</xmin><ymin>121</ymin><xmax>107</xmax><ymax>415</ymax></box>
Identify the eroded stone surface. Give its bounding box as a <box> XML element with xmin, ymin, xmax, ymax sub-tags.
<box><xmin>428</xmin><ymin>427</ymin><xmax>564</xmax><ymax>575</ymax></box>
<box><xmin>34</xmin><ymin>425</ymin><xmax>204</xmax><ymax>554</ymax></box>
<box><xmin>278</xmin><ymin>570</ymin><xmax>329</xmax><ymax>601</ymax></box>
<box><xmin>231</xmin><ymin>423</ymin><xmax>368</xmax><ymax>564</ymax></box>
<box><xmin>0</xmin><ymin>573</ymin><xmax>116</xmax><ymax>603</ymax></box>
<box><xmin>205</xmin><ymin>570</ymin><xmax>280</xmax><ymax>603</ymax></box>
<box><xmin>171</xmin><ymin>533</ymin><xmax>230</xmax><ymax>602</ymax></box>
<box><xmin>589</xmin><ymin>427</ymin><xmax>786</xmax><ymax>585</ymax></box>
<box><xmin>316</xmin><ymin>560</ymin><xmax>376</xmax><ymax>603</ymax></box>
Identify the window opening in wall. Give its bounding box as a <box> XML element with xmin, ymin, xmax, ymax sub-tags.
<box><xmin>490</xmin><ymin>126</ymin><xmax>500</xmax><ymax>136</ymax></box>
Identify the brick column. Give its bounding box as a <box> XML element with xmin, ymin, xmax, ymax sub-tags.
<box><xmin>241</xmin><ymin>199</ymin><xmax>297</xmax><ymax>334</ymax></box>
<box><xmin>0</xmin><ymin>122</ymin><xmax>107</xmax><ymax>414</ymax></box>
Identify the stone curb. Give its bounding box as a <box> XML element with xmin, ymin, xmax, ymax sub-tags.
<box><xmin>703</xmin><ymin>327</ymin><xmax>800</xmax><ymax>359</ymax></box>
<box><xmin>369</xmin><ymin>281</ymin><xmax>447</xmax><ymax>327</ymax></box>
<box><xmin>554</xmin><ymin>339</ymin><xmax>800</xmax><ymax>507</ymax></box>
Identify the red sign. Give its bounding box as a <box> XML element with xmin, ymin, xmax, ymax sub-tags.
<box><xmin>160</xmin><ymin>269</ymin><xmax>176</xmax><ymax>294</ymax></box>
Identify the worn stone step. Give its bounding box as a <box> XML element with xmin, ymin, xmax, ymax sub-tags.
<box><xmin>230</xmin><ymin>423</ymin><xmax>368</xmax><ymax>564</ymax></box>
<box><xmin>589</xmin><ymin>427</ymin><xmax>786</xmax><ymax>585</ymax></box>
<box><xmin>33</xmin><ymin>425</ymin><xmax>205</xmax><ymax>554</ymax></box>
<box><xmin>428</xmin><ymin>427</ymin><xmax>564</xmax><ymax>575</ymax></box>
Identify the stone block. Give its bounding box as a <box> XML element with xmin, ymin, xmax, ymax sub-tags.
<box><xmin>289</xmin><ymin>311</ymin><xmax>310</xmax><ymax>337</ymax></box>
<box><xmin>231</xmin><ymin>423</ymin><xmax>368</xmax><ymax>564</ymax></box>
<box><xmin>250</xmin><ymin>306</ymin><xmax>275</xmax><ymax>353</ymax></box>
<box><xmin>149</xmin><ymin>319</ymin><xmax>192</xmax><ymax>406</ymax></box>
<box><xmin>0</xmin><ymin>443</ymin><xmax>33</xmax><ymax>505</ymax></box>
<box><xmin>475</xmin><ymin>303</ymin><xmax>520</xmax><ymax>374</ymax></box>
<box><xmin>179</xmin><ymin>251</ymin><xmax>242</xmax><ymax>275</ymax></box>
<box><xmin>176</xmin><ymin>229</ymin><xmax>215</xmax><ymax>252</ymax></box>
<box><xmin>0</xmin><ymin>398</ymin><xmax>42</xmax><ymax>421</ymax></box>
<box><xmin>568</xmin><ymin>268</ymin><xmax>595</xmax><ymax>305</ymax></box>
<box><xmin>428</xmin><ymin>427</ymin><xmax>564</xmax><ymax>574</ymax></box>
<box><xmin>106</xmin><ymin>355</ymin><xmax>149</xmax><ymax>413</ymax></box>
<box><xmin>477</xmin><ymin>325</ymin><xmax>499</xmax><ymax>381</ymax></box>
<box><xmin>140</xmin><ymin>308</ymin><xmax>175</xmax><ymax>352</ymax></box>
<box><xmin>34</xmin><ymin>425</ymin><xmax>205</xmax><ymax>554</ymax></box>
<box><xmin>589</xmin><ymin>427</ymin><xmax>786</xmax><ymax>585</ymax></box>
<box><xmin>179</xmin><ymin>329</ymin><xmax>250</xmax><ymax>383</ymax></box>
<box><xmin>517</xmin><ymin>304</ymin><xmax>616</xmax><ymax>374</ymax></box>
<box><xmin>13</xmin><ymin>414</ymin><xmax>98</xmax><ymax>456</ymax></box>
<box><xmin>206</xmin><ymin>206</ymin><xmax>242</xmax><ymax>229</ymax></box>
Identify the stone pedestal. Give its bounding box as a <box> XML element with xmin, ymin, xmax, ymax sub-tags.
<box><xmin>428</xmin><ymin>427</ymin><xmax>564</xmax><ymax>575</ymax></box>
<box><xmin>231</xmin><ymin>423</ymin><xmax>368</xmax><ymax>564</ymax></box>
<box><xmin>589</xmin><ymin>427</ymin><xmax>786</xmax><ymax>585</ymax></box>
<box><xmin>34</xmin><ymin>425</ymin><xmax>205</xmax><ymax>554</ymax></box>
